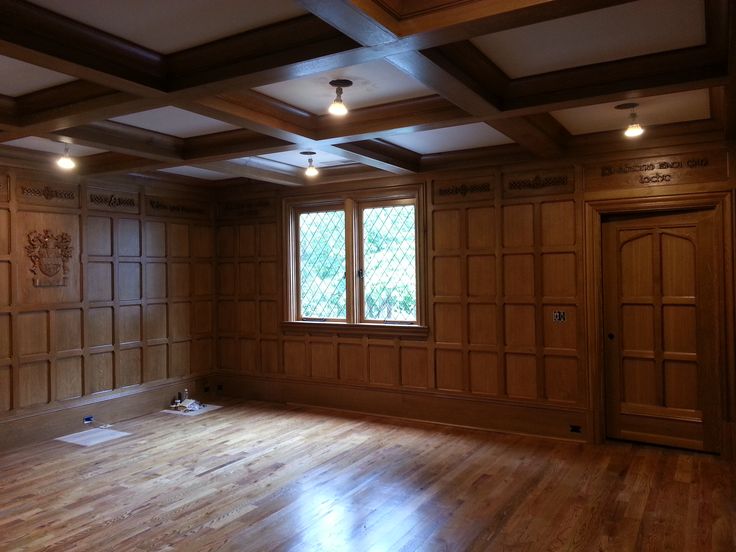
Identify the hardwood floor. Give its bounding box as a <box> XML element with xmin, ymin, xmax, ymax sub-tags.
<box><xmin>0</xmin><ymin>401</ymin><xmax>734</xmax><ymax>552</ymax></box>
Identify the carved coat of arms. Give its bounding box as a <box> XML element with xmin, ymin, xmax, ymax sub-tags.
<box><xmin>25</xmin><ymin>230</ymin><xmax>73</xmax><ymax>287</ymax></box>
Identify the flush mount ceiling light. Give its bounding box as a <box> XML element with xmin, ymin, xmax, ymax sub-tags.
<box><xmin>56</xmin><ymin>144</ymin><xmax>76</xmax><ymax>170</ymax></box>
<box><xmin>328</xmin><ymin>79</ymin><xmax>352</xmax><ymax>116</ymax></box>
<box><xmin>616</xmin><ymin>102</ymin><xmax>644</xmax><ymax>138</ymax></box>
<box><xmin>300</xmin><ymin>151</ymin><xmax>319</xmax><ymax>177</ymax></box>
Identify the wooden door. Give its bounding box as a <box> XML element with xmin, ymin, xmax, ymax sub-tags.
<box><xmin>602</xmin><ymin>208</ymin><xmax>721</xmax><ymax>452</ymax></box>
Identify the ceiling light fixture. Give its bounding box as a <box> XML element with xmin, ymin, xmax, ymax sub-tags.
<box><xmin>56</xmin><ymin>144</ymin><xmax>76</xmax><ymax>170</ymax></box>
<box><xmin>616</xmin><ymin>102</ymin><xmax>644</xmax><ymax>138</ymax></box>
<box><xmin>301</xmin><ymin>151</ymin><xmax>319</xmax><ymax>177</ymax></box>
<box><xmin>328</xmin><ymin>79</ymin><xmax>352</xmax><ymax>116</ymax></box>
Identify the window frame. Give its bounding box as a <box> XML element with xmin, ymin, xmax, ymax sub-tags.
<box><xmin>283</xmin><ymin>185</ymin><xmax>427</xmax><ymax>336</ymax></box>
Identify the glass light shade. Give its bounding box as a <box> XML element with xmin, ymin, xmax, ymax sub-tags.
<box><xmin>328</xmin><ymin>99</ymin><xmax>348</xmax><ymax>116</ymax></box>
<box><xmin>56</xmin><ymin>154</ymin><xmax>76</xmax><ymax>169</ymax></box>
<box><xmin>305</xmin><ymin>163</ymin><xmax>319</xmax><ymax>177</ymax></box>
<box><xmin>624</xmin><ymin>123</ymin><xmax>644</xmax><ymax>138</ymax></box>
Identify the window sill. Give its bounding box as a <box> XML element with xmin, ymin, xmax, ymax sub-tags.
<box><xmin>281</xmin><ymin>321</ymin><xmax>429</xmax><ymax>339</ymax></box>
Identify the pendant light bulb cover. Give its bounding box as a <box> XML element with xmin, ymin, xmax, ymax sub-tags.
<box><xmin>305</xmin><ymin>158</ymin><xmax>319</xmax><ymax>177</ymax></box>
<box><xmin>327</xmin><ymin>79</ymin><xmax>352</xmax><ymax>117</ymax></box>
<box><xmin>623</xmin><ymin>108</ymin><xmax>644</xmax><ymax>138</ymax></box>
<box><xmin>56</xmin><ymin>145</ymin><xmax>76</xmax><ymax>170</ymax></box>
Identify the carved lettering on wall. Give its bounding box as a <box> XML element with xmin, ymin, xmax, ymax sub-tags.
<box><xmin>0</xmin><ymin>174</ymin><xmax>9</xmax><ymax>202</ymax></box>
<box><xmin>218</xmin><ymin>198</ymin><xmax>277</xmax><ymax>219</ymax></box>
<box><xmin>16</xmin><ymin>182</ymin><xmax>79</xmax><ymax>208</ymax></box>
<box><xmin>146</xmin><ymin>196</ymin><xmax>210</xmax><ymax>218</ymax></box>
<box><xmin>87</xmin><ymin>188</ymin><xmax>139</xmax><ymax>213</ymax></box>
<box><xmin>433</xmin><ymin>179</ymin><xmax>494</xmax><ymax>204</ymax></box>
<box><xmin>584</xmin><ymin>150</ymin><xmax>728</xmax><ymax>190</ymax></box>
<box><xmin>502</xmin><ymin>169</ymin><xmax>575</xmax><ymax>198</ymax></box>
<box><xmin>25</xmin><ymin>230</ymin><xmax>73</xmax><ymax>287</ymax></box>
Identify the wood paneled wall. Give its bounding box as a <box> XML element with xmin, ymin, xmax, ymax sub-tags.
<box><xmin>0</xmin><ymin>167</ymin><xmax>215</xmax><ymax>425</ymax></box>
<box><xmin>214</xmin><ymin>146</ymin><xmax>736</xmax><ymax>446</ymax></box>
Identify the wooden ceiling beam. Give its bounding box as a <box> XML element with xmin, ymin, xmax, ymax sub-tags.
<box><xmin>295</xmin><ymin>0</ymin><xmax>397</xmax><ymax>46</ymax></box>
<box><xmin>486</xmin><ymin>114</ymin><xmax>568</xmax><ymax>158</ymax></box>
<box><xmin>183</xmin><ymin>130</ymin><xmax>294</xmax><ymax>163</ymax></box>
<box><xmin>331</xmin><ymin>139</ymin><xmax>420</xmax><ymax>174</ymax></box>
<box><xmin>77</xmin><ymin>151</ymin><xmax>171</xmax><ymax>176</ymax></box>
<box><xmin>201</xmin><ymin>160</ymin><xmax>305</xmax><ymax>187</ymax></box>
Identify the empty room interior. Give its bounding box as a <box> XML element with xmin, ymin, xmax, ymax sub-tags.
<box><xmin>1</xmin><ymin>0</ymin><xmax>736</xmax><ymax>549</ymax></box>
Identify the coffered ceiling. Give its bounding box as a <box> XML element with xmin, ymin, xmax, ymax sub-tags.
<box><xmin>0</xmin><ymin>0</ymin><xmax>731</xmax><ymax>187</ymax></box>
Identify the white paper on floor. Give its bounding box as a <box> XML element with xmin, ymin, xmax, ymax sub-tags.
<box><xmin>160</xmin><ymin>404</ymin><xmax>223</xmax><ymax>416</ymax></box>
<box><xmin>55</xmin><ymin>428</ymin><xmax>131</xmax><ymax>447</ymax></box>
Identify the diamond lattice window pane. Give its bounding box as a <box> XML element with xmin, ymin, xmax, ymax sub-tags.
<box><xmin>362</xmin><ymin>205</ymin><xmax>417</xmax><ymax>322</ymax></box>
<box><xmin>299</xmin><ymin>210</ymin><xmax>346</xmax><ymax>319</ymax></box>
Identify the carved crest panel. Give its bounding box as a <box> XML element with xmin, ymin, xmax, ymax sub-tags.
<box><xmin>25</xmin><ymin>230</ymin><xmax>73</xmax><ymax>287</ymax></box>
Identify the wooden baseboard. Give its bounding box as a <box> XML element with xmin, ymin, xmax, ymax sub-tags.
<box><xmin>0</xmin><ymin>377</ymin><xmax>212</xmax><ymax>450</ymax></box>
<box><xmin>216</xmin><ymin>373</ymin><xmax>591</xmax><ymax>443</ymax></box>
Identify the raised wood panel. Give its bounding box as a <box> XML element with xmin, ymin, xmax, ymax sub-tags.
<box><xmin>368</xmin><ymin>344</ymin><xmax>397</xmax><ymax>385</ymax></box>
<box><xmin>338</xmin><ymin>343</ymin><xmax>365</xmax><ymax>382</ymax></box>
<box><xmin>170</xmin><ymin>302</ymin><xmax>191</xmax><ymax>339</ymax></box>
<box><xmin>620</xmin><ymin>233</ymin><xmax>653</xmax><ymax>297</ymax></box>
<box><xmin>542</xmin><ymin>253</ymin><xmax>576</xmax><ymax>298</ymax></box>
<box><xmin>662</xmin><ymin>306</ymin><xmax>696</xmax><ymax>353</ymax></box>
<box><xmin>170</xmin><ymin>341</ymin><xmax>190</xmax><ymax>378</ymax></box>
<box><xmin>284</xmin><ymin>341</ymin><xmax>307</xmax><ymax>377</ymax></box>
<box><xmin>217</xmin><ymin>301</ymin><xmax>236</xmax><ymax>333</ymax></box>
<box><xmin>238</xmin><ymin>225</ymin><xmax>256</xmax><ymax>257</ymax></box>
<box><xmin>467</xmin><ymin>255</ymin><xmax>495</xmax><ymax>297</ymax></box>
<box><xmin>169</xmin><ymin>263</ymin><xmax>190</xmax><ymax>297</ymax></box>
<box><xmin>218</xmin><ymin>338</ymin><xmax>237</xmax><ymax>371</ymax></box>
<box><xmin>55</xmin><ymin>356</ymin><xmax>82</xmax><ymax>400</ymax></box>
<box><xmin>118</xmin><ymin>219</ymin><xmax>141</xmax><ymax>257</ymax></box>
<box><xmin>621</xmin><ymin>305</ymin><xmax>654</xmax><ymax>351</ymax></box>
<box><xmin>260</xmin><ymin>340</ymin><xmax>279</xmax><ymax>373</ymax></box>
<box><xmin>400</xmin><ymin>347</ymin><xmax>428</xmax><ymax>388</ymax></box>
<box><xmin>433</xmin><ymin>256</ymin><xmax>462</xmax><ymax>296</ymax></box>
<box><xmin>191</xmin><ymin>225</ymin><xmax>213</xmax><ymax>258</ymax></box>
<box><xmin>218</xmin><ymin>263</ymin><xmax>236</xmax><ymax>296</ymax></box>
<box><xmin>505</xmin><ymin>354</ymin><xmax>537</xmax><ymax>399</ymax></box>
<box><xmin>192</xmin><ymin>339</ymin><xmax>212</xmax><ymax>373</ymax></box>
<box><xmin>144</xmin><ymin>345</ymin><xmax>167</xmax><ymax>382</ymax></box>
<box><xmin>0</xmin><ymin>366</ymin><xmax>9</xmax><ymax>411</ymax></box>
<box><xmin>468</xmin><ymin>303</ymin><xmax>496</xmax><ymax>345</ymax></box>
<box><xmin>433</xmin><ymin>209</ymin><xmax>461</xmax><ymax>251</ymax></box>
<box><xmin>192</xmin><ymin>262</ymin><xmax>213</xmax><ymax>296</ymax></box>
<box><xmin>86</xmin><ymin>352</ymin><xmax>113</xmax><ymax>394</ymax></box>
<box><xmin>0</xmin><ymin>262</ymin><xmax>9</xmax><ymax>306</ymax></box>
<box><xmin>145</xmin><ymin>263</ymin><xmax>167</xmax><ymax>299</ymax></box>
<box><xmin>119</xmin><ymin>262</ymin><xmax>142</xmax><ymax>301</ymax></box>
<box><xmin>145</xmin><ymin>222</ymin><xmax>166</xmax><ymax>257</ymax></box>
<box><xmin>145</xmin><ymin>304</ymin><xmax>167</xmax><ymax>340</ymax></box>
<box><xmin>664</xmin><ymin>361</ymin><xmax>698</xmax><ymax>410</ymax></box>
<box><xmin>540</xmin><ymin>201</ymin><xmax>575</xmax><ymax>246</ymax></box>
<box><xmin>502</xmin><ymin>204</ymin><xmax>534</xmax><ymax>247</ymax></box>
<box><xmin>435</xmin><ymin>348</ymin><xmax>463</xmax><ymax>391</ymax></box>
<box><xmin>55</xmin><ymin>309</ymin><xmax>82</xmax><ymax>352</ymax></box>
<box><xmin>310</xmin><ymin>342</ymin><xmax>337</xmax><ymax>379</ymax></box>
<box><xmin>18</xmin><ymin>311</ymin><xmax>48</xmax><ymax>356</ymax></box>
<box><xmin>661</xmin><ymin>233</ymin><xmax>695</xmax><ymax>296</ymax></box>
<box><xmin>259</xmin><ymin>262</ymin><xmax>278</xmax><ymax>295</ymax></box>
<box><xmin>466</xmin><ymin>207</ymin><xmax>494</xmax><ymax>250</ymax></box>
<box><xmin>88</xmin><ymin>307</ymin><xmax>113</xmax><ymax>347</ymax></box>
<box><xmin>192</xmin><ymin>301</ymin><xmax>213</xmax><ymax>334</ymax></box>
<box><xmin>469</xmin><ymin>351</ymin><xmax>499</xmax><ymax>395</ymax></box>
<box><xmin>217</xmin><ymin>226</ymin><xmax>236</xmax><ymax>258</ymax></box>
<box><xmin>87</xmin><ymin>262</ymin><xmax>113</xmax><ymax>302</ymax></box>
<box><xmin>434</xmin><ymin>303</ymin><xmax>462</xmax><ymax>343</ymax></box>
<box><xmin>240</xmin><ymin>338</ymin><xmax>257</xmax><ymax>373</ymax></box>
<box><xmin>19</xmin><ymin>361</ymin><xmax>49</xmax><ymax>407</ymax></box>
<box><xmin>0</xmin><ymin>209</ymin><xmax>9</xmax><ymax>254</ymax></box>
<box><xmin>258</xmin><ymin>223</ymin><xmax>278</xmax><ymax>257</ymax></box>
<box><xmin>622</xmin><ymin>358</ymin><xmax>659</xmax><ymax>405</ymax></box>
<box><xmin>119</xmin><ymin>305</ymin><xmax>141</xmax><ymax>344</ymax></box>
<box><xmin>543</xmin><ymin>306</ymin><xmax>577</xmax><ymax>349</ymax></box>
<box><xmin>238</xmin><ymin>301</ymin><xmax>257</xmax><ymax>335</ymax></box>
<box><xmin>238</xmin><ymin>262</ymin><xmax>256</xmax><ymax>295</ymax></box>
<box><xmin>259</xmin><ymin>301</ymin><xmax>278</xmax><ymax>335</ymax></box>
<box><xmin>117</xmin><ymin>348</ymin><xmax>142</xmax><ymax>388</ymax></box>
<box><xmin>168</xmin><ymin>223</ymin><xmax>190</xmax><ymax>258</ymax></box>
<box><xmin>0</xmin><ymin>314</ymin><xmax>10</xmax><ymax>359</ymax></box>
<box><xmin>504</xmin><ymin>305</ymin><xmax>535</xmax><ymax>347</ymax></box>
<box><xmin>503</xmin><ymin>254</ymin><xmax>534</xmax><ymax>297</ymax></box>
<box><xmin>544</xmin><ymin>356</ymin><xmax>578</xmax><ymax>403</ymax></box>
<box><xmin>87</xmin><ymin>216</ymin><xmax>112</xmax><ymax>256</ymax></box>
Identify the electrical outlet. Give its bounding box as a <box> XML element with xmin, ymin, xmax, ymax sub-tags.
<box><xmin>217</xmin><ymin>384</ymin><xmax>223</xmax><ymax>391</ymax></box>
<box><xmin>204</xmin><ymin>385</ymin><xmax>211</xmax><ymax>393</ymax></box>
<box><xmin>83</xmin><ymin>416</ymin><xmax>94</xmax><ymax>424</ymax></box>
<box><xmin>569</xmin><ymin>425</ymin><xmax>582</xmax><ymax>434</ymax></box>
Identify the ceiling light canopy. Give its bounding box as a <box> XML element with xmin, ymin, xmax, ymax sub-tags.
<box><xmin>328</xmin><ymin>79</ymin><xmax>352</xmax><ymax>116</ymax></box>
<box><xmin>300</xmin><ymin>151</ymin><xmax>319</xmax><ymax>177</ymax></box>
<box><xmin>56</xmin><ymin>144</ymin><xmax>76</xmax><ymax>170</ymax></box>
<box><xmin>616</xmin><ymin>102</ymin><xmax>644</xmax><ymax>138</ymax></box>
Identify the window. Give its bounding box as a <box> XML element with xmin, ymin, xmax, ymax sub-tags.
<box><xmin>285</xmin><ymin>186</ymin><xmax>425</xmax><ymax>331</ymax></box>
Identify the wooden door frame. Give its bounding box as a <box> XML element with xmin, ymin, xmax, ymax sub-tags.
<box><xmin>584</xmin><ymin>192</ymin><xmax>734</xmax><ymax>455</ymax></box>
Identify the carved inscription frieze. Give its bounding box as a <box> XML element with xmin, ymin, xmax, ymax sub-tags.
<box><xmin>584</xmin><ymin>150</ymin><xmax>728</xmax><ymax>191</ymax></box>
<box><xmin>146</xmin><ymin>196</ymin><xmax>211</xmax><ymax>218</ymax></box>
<box><xmin>87</xmin><ymin>188</ymin><xmax>139</xmax><ymax>213</ymax></box>
<box><xmin>16</xmin><ymin>181</ymin><xmax>79</xmax><ymax>208</ymax></box>
<box><xmin>502</xmin><ymin>169</ymin><xmax>574</xmax><ymax>198</ymax></box>
<box><xmin>433</xmin><ymin>179</ymin><xmax>494</xmax><ymax>204</ymax></box>
<box><xmin>25</xmin><ymin>230</ymin><xmax>73</xmax><ymax>287</ymax></box>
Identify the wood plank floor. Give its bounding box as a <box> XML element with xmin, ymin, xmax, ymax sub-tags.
<box><xmin>0</xmin><ymin>401</ymin><xmax>734</xmax><ymax>551</ymax></box>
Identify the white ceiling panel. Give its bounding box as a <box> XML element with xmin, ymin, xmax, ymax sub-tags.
<box><xmin>158</xmin><ymin>166</ymin><xmax>232</xmax><ymax>180</ymax></box>
<box><xmin>472</xmin><ymin>0</ymin><xmax>706</xmax><ymax>78</ymax></box>
<box><xmin>2</xmin><ymin>136</ymin><xmax>106</xmax><ymax>156</ymax></box>
<box><xmin>0</xmin><ymin>55</ymin><xmax>75</xmax><ymax>97</ymax></box>
<box><xmin>382</xmin><ymin>123</ymin><xmax>513</xmax><ymax>155</ymax></box>
<box><xmin>110</xmin><ymin>107</ymin><xmax>238</xmax><ymax>138</ymax></box>
<box><xmin>551</xmin><ymin>89</ymin><xmax>711</xmax><ymax>135</ymax></box>
<box><xmin>258</xmin><ymin>150</ymin><xmax>353</xmax><ymax>168</ymax></box>
<box><xmin>28</xmin><ymin>0</ymin><xmax>307</xmax><ymax>54</ymax></box>
<box><xmin>254</xmin><ymin>60</ymin><xmax>433</xmax><ymax>115</ymax></box>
